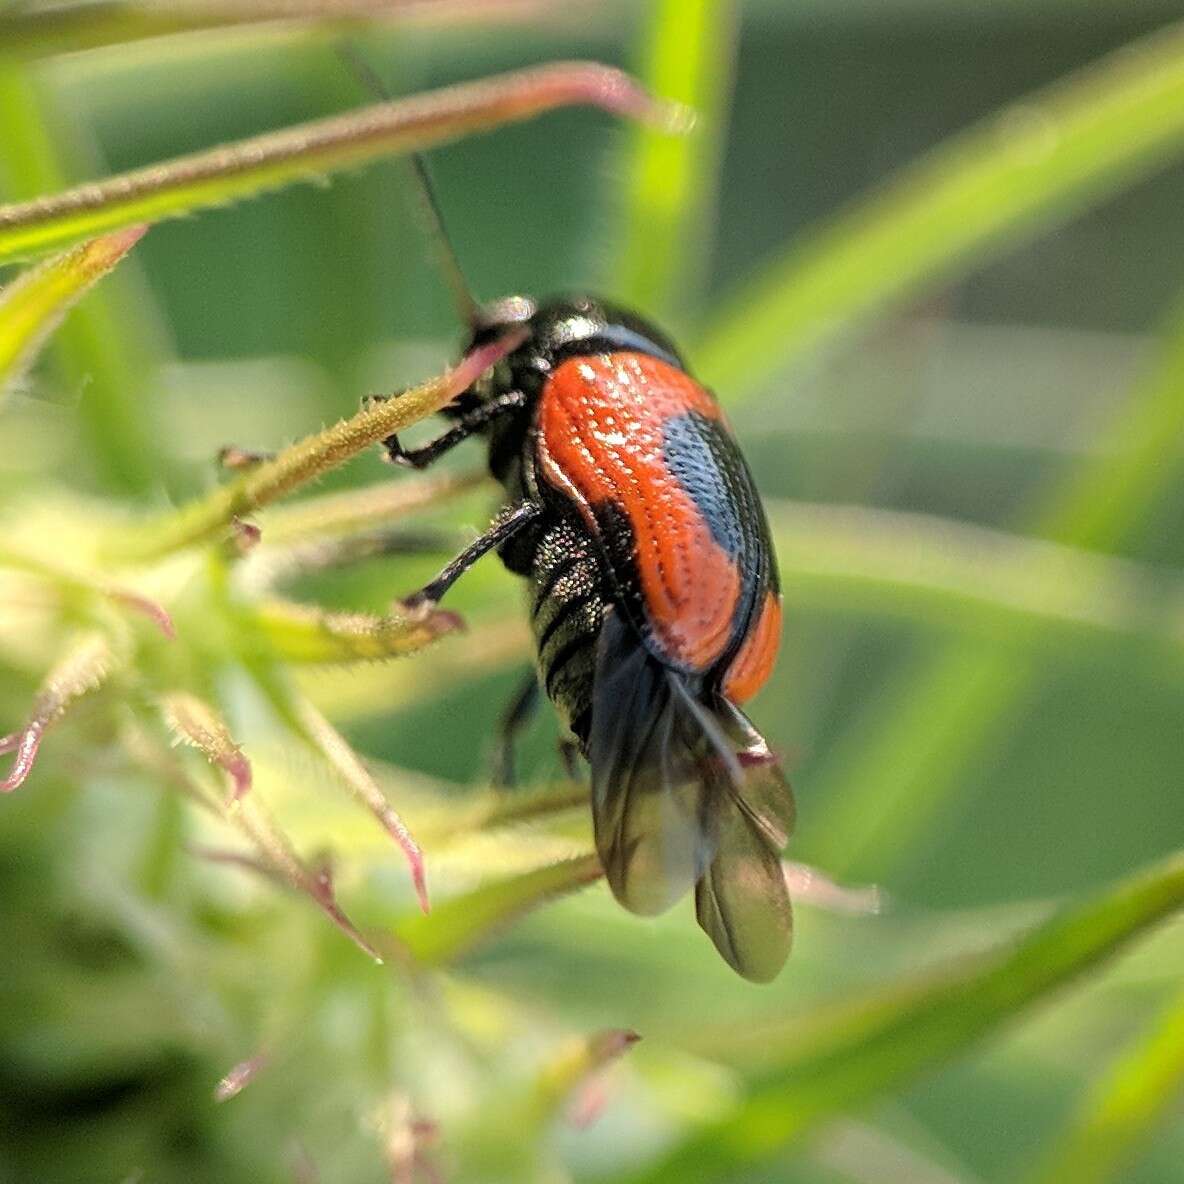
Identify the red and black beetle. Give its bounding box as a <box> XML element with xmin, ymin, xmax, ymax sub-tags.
<box><xmin>320</xmin><ymin>54</ymin><xmax>793</xmax><ymax>976</ymax></box>
<box><xmin>388</xmin><ymin>290</ymin><xmax>794</xmax><ymax>982</ymax></box>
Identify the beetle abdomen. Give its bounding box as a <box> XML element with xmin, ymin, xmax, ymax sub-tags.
<box><xmin>527</xmin><ymin>514</ymin><xmax>608</xmax><ymax>742</ymax></box>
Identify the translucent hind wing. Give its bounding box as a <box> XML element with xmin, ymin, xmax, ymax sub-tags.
<box><xmin>589</xmin><ymin>611</ymin><xmax>719</xmax><ymax>916</ymax></box>
<box><xmin>590</xmin><ymin>612</ymin><xmax>795</xmax><ymax>979</ymax></box>
<box><xmin>695</xmin><ymin>792</ymin><xmax>793</xmax><ymax>983</ymax></box>
<box><xmin>717</xmin><ymin>699</ymin><xmax>797</xmax><ymax>849</ymax></box>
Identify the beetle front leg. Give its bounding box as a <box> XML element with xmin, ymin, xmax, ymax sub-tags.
<box><xmin>400</xmin><ymin>500</ymin><xmax>543</xmax><ymax>612</ymax></box>
<box><xmin>382</xmin><ymin>389</ymin><xmax>528</xmax><ymax>469</ymax></box>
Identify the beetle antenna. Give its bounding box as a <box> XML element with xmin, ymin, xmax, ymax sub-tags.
<box><xmin>405</xmin><ymin>153</ymin><xmax>484</xmax><ymax>330</ymax></box>
<box><xmin>335</xmin><ymin>42</ymin><xmax>484</xmax><ymax>330</ymax></box>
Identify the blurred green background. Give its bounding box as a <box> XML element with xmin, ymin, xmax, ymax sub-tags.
<box><xmin>2</xmin><ymin>2</ymin><xmax>1184</xmax><ymax>1182</ymax></box>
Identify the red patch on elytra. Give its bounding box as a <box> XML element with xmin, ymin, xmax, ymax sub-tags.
<box><xmin>536</xmin><ymin>352</ymin><xmax>741</xmax><ymax>671</ymax></box>
<box><xmin>723</xmin><ymin>591</ymin><xmax>782</xmax><ymax>704</ymax></box>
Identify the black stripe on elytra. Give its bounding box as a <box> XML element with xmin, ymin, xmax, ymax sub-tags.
<box><xmin>544</xmin><ymin>633</ymin><xmax>594</xmax><ymax>698</ymax></box>
<box><xmin>537</xmin><ymin>590</ymin><xmax>597</xmax><ymax>654</ymax></box>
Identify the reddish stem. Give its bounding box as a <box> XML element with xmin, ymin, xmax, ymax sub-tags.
<box><xmin>108</xmin><ymin>590</ymin><xmax>177</xmax><ymax>639</ymax></box>
<box><xmin>309</xmin><ymin>861</ymin><xmax>385</xmax><ymax>964</ymax></box>
<box><xmin>221</xmin><ymin>751</ymin><xmax>253</xmax><ymax>805</ymax></box>
<box><xmin>0</xmin><ymin>720</ymin><xmax>45</xmax><ymax>793</ymax></box>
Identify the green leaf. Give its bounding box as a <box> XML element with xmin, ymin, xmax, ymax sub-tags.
<box><xmin>697</xmin><ymin>20</ymin><xmax>1184</xmax><ymax>400</ymax></box>
<box><xmin>613</xmin><ymin>850</ymin><xmax>1184</xmax><ymax>1184</ymax></box>
<box><xmin>1024</xmin><ymin>986</ymin><xmax>1184</xmax><ymax>1184</ymax></box>
<box><xmin>612</xmin><ymin>0</ymin><xmax>734</xmax><ymax>323</ymax></box>
<box><xmin>0</xmin><ymin>225</ymin><xmax>145</xmax><ymax>404</ymax></box>
<box><xmin>0</xmin><ymin>61</ymin><xmax>670</xmax><ymax>266</ymax></box>
<box><xmin>396</xmin><ymin>854</ymin><xmax>602</xmax><ymax>967</ymax></box>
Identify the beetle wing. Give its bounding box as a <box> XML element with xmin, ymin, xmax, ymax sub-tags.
<box><xmin>536</xmin><ymin>351</ymin><xmax>776</xmax><ymax>679</ymax></box>
<box><xmin>694</xmin><ymin>751</ymin><xmax>794</xmax><ymax>983</ymax></box>
<box><xmin>588</xmin><ymin>610</ymin><xmax>720</xmax><ymax>915</ymax></box>
<box><xmin>589</xmin><ymin>610</ymin><xmax>795</xmax><ymax>983</ymax></box>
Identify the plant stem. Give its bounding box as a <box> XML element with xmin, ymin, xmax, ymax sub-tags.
<box><xmin>103</xmin><ymin>331</ymin><xmax>522</xmax><ymax>563</ymax></box>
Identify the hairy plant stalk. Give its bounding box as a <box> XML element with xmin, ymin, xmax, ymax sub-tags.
<box><xmin>258</xmin><ymin>469</ymin><xmax>486</xmax><ymax>544</ymax></box>
<box><xmin>291</xmin><ymin>694</ymin><xmax>429</xmax><ymax>912</ymax></box>
<box><xmin>1</xmin><ymin>632</ymin><xmax>115</xmax><ymax>792</ymax></box>
<box><xmin>231</xmin><ymin>792</ymin><xmax>387</xmax><ymax>963</ymax></box>
<box><xmin>0</xmin><ymin>64</ymin><xmax>679</xmax><ymax>263</ymax></box>
<box><xmin>0</xmin><ymin>544</ymin><xmax>175</xmax><ymax>637</ymax></box>
<box><xmin>162</xmin><ymin>691</ymin><xmax>253</xmax><ymax>803</ymax></box>
<box><xmin>104</xmin><ymin>331</ymin><xmax>523</xmax><ymax>562</ymax></box>
<box><xmin>254</xmin><ymin>599</ymin><xmax>463</xmax><ymax>664</ymax></box>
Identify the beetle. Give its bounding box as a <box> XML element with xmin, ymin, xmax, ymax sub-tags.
<box><xmin>386</xmin><ymin>286</ymin><xmax>795</xmax><ymax>982</ymax></box>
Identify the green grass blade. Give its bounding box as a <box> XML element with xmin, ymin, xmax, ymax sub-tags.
<box><xmin>0</xmin><ymin>0</ymin><xmax>542</xmax><ymax>58</ymax></box>
<box><xmin>0</xmin><ymin>62</ymin><xmax>670</xmax><ymax>266</ymax></box>
<box><xmin>769</xmin><ymin>500</ymin><xmax>1184</xmax><ymax>661</ymax></box>
<box><xmin>0</xmin><ymin>225</ymin><xmax>145</xmax><ymax>403</ymax></box>
<box><xmin>1038</xmin><ymin>295</ymin><xmax>1184</xmax><ymax>549</ymax></box>
<box><xmin>0</xmin><ymin>60</ymin><xmax>167</xmax><ymax>494</ymax></box>
<box><xmin>611</xmin><ymin>0</ymin><xmax>734</xmax><ymax>323</ymax></box>
<box><xmin>696</xmin><ymin>19</ymin><xmax>1184</xmax><ymax>399</ymax></box>
<box><xmin>613</xmin><ymin>850</ymin><xmax>1184</xmax><ymax>1184</ymax></box>
<box><xmin>396</xmin><ymin>854</ymin><xmax>602</xmax><ymax>967</ymax></box>
<box><xmin>808</xmin><ymin>302</ymin><xmax>1184</xmax><ymax>876</ymax></box>
<box><xmin>1025</xmin><ymin>985</ymin><xmax>1184</xmax><ymax>1184</ymax></box>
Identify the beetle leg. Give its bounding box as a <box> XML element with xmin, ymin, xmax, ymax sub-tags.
<box><xmin>401</xmin><ymin>500</ymin><xmax>543</xmax><ymax>611</ymax></box>
<box><xmin>382</xmin><ymin>389</ymin><xmax>528</xmax><ymax>469</ymax></box>
<box><xmin>490</xmin><ymin>670</ymin><xmax>542</xmax><ymax>788</ymax></box>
